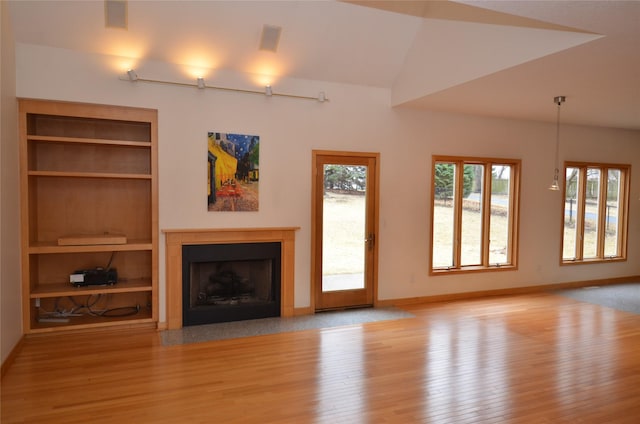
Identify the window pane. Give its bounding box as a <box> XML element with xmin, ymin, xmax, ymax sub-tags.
<box><xmin>431</xmin><ymin>156</ymin><xmax>521</xmax><ymax>273</ymax></box>
<box><xmin>433</xmin><ymin>163</ymin><xmax>456</xmax><ymax>268</ymax></box>
<box><xmin>563</xmin><ymin>167</ymin><xmax>580</xmax><ymax>260</ymax></box>
<box><xmin>322</xmin><ymin>165</ymin><xmax>366</xmax><ymax>291</ymax></box>
<box><xmin>604</xmin><ymin>169</ymin><xmax>621</xmax><ymax>257</ymax></box>
<box><xmin>460</xmin><ymin>164</ymin><xmax>483</xmax><ymax>266</ymax></box>
<box><xmin>489</xmin><ymin>165</ymin><xmax>510</xmax><ymax>264</ymax></box>
<box><xmin>583</xmin><ymin>168</ymin><xmax>601</xmax><ymax>258</ymax></box>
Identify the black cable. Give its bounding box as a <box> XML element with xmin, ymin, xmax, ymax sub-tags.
<box><xmin>67</xmin><ymin>294</ymin><xmax>103</xmax><ymax>315</ymax></box>
<box><xmin>86</xmin><ymin>294</ymin><xmax>101</xmax><ymax>308</ymax></box>
<box><xmin>100</xmin><ymin>305</ymin><xmax>140</xmax><ymax>317</ymax></box>
<box><xmin>45</xmin><ymin>295</ymin><xmax>139</xmax><ymax>318</ymax></box>
<box><xmin>105</xmin><ymin>251</ymin><xmax>116</xmax><ymax>271</ymax></box>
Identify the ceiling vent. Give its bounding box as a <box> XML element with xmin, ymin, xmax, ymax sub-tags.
<box><xmin>105</xmin><ymin>0</ymin><xmax>128</xmax><ymax>29</ymax></box>
<box><xmin>259</xmin><ymin>24</ymin><xmax>282</xmax><ymax>52</ymax></box>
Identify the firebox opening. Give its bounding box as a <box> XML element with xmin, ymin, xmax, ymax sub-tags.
<box><xmin>182</xmin><ymin>242</ymin><xmax>281</xmax><ymax>326</ymax></box>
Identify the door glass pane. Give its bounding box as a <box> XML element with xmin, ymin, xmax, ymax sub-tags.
<box><xmin>583</xmin><ymin>168</ymin><xmax>601</xmax><ymax>258</ymax></box>
<box><xmin>433</xmin><ymin>162</ymin><xmax>456</xmax><ymax>268</ymax></box>
<box><xmin>461</xmin><ymin>164</ymin><xmax>483</xmax><ymax>266</ymax></box>
<box><xmin>563</xmin><ymin>167</ymin><xmax>580</xmax><ymax>260</ymax></box>
<box><xmin>604</xmin><ymin>169</ymin><xmax>621</xmax><ymax>257</ymax></box>
<box><xmin>322</xmin><ymin>164</ymin><xmax>366</xmax><ymax>292</ymax></box>
<box><xmin>489</xmin><ymin>165</ymin><xmax>510</xmax><ymax>265</ymax></box>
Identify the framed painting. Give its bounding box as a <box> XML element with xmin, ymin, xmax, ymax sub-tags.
<box><xmin>207</xmin><ymin>132</ymin><xmax>259</xmax><ymax>211</ymax></box>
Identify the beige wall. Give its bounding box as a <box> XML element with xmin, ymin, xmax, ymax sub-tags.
<box><xmin>13</xmin><ymin>43</ymin><xmax>640</xmax><ymax>324</ymax></box>
<box><xmin>1</xmin><ymin>1</ymin><xmax>22</xmax><ymax>364</ymax></box>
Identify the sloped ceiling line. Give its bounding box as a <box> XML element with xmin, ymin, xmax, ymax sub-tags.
<box><xmin>391</xmin><ymin>18</ymin><xmax>603</xmax><ymax>107</ymax></box>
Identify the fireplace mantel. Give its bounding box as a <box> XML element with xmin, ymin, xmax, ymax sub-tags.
<box><xmin>164</xmin><ymin>227</ymin><xmax>299</xmax><ymax>329</ymax></box>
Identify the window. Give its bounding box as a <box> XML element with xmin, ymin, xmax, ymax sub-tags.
<box><xmin>562</xmin><ymin>162</ymin><xmax>630</xmax><ymax>264</ymax></box>
<box><xmin>431</xmin><ymin>156</ymin><xmax>521</xmax><ymax>274</ymax></box>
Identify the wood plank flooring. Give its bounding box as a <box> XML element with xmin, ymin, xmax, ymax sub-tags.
<box><xmin>2</xmin><ymin>292</ymin><xmax>640</xmax><ymax>423</ymax></box>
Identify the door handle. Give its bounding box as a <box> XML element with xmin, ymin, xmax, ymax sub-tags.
<box><xmin>365</xmin><ymin>233</ymin><xmax>375</xmax><ymax>250</ymax></box>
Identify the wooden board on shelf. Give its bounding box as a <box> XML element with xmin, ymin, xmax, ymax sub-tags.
<box><xmin>31</xmin><ymin>278</ymin><xmax>153</xmax><ymax>298</ymax></box>
<box><xmin>58</xmin><ymin>233</ymin><xmax>127</xmax><ymax>246</ymax></box>
<box><xmin>31</xmin><ymin>311</ymin><xmax>155</xmax><ymax>333</ymax></box>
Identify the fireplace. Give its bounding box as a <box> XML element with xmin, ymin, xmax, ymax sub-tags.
<box><xmin>164</xmin><ymin>227</ymin><xmax>298</xmax><ymax>330</ymax></box>
<box><xmin>182</xmin><ymin>242</ymin><xmax>281</xmax><ymax>326</ymax></box>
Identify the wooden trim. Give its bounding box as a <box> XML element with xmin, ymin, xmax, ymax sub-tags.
<box><xmin>163</xmin><ymin>227</ymin><xmax>299</xmax><ymax>234</ymax></box>
<box><xmin>310</xmin><ymin>152</ymin><xmax>320</xmax><ymax>312</ymax></box>
<box><xmin>430</xmin><ymin>156</ymin><xmax>521</xmax><ymax>274</ymax></box>
<box><xmin>597</xmin><ymin>167</ymin><xmax>607</xmax><ymax>257</ymax></box>
<box><xmin>29</xmin><ymin>317</ymin><xmax>156</xmax><ymax>334</ymax></box>
<box><xmin>619</xmin><ymin>165</ymin><xmax>630</xmax><ymax>258</ymax></box>
<box><xmin>561</xmin><ymin>162</ymin><xmax>631</xmax><ymax>264</ymax></box>
<box><xmin>561</xmin><ymin>257</ymin><xmax>627</xmax><ymax>266</ymax></box>
<box><xmin>481</xmin><ymin>165</ymin><xmax>491</xmax><ymax>266</ymax></box>
<box><xmin>1</xmin><ymin>336</ymin><xmax>25</xmax><ymax>378</ymax></box>
<box><xmin>371</xmin><ymin>153</ymin><xmax>380</xmax><ymax>307</ymax></box>
<box><xmin>453</xmin><ymin>159</ymin><xmax>463</xmax><ymax>267</ymax></box>
<box><xmin>17</xmin><ymin>98</ymin><xmax>157</xmax><ymax>122</ymax></box>
<box><xmin>24</xmin><ymin>322</ymin><xmax>157</xmax><ymax>340</ymax></box>
<box><xmin>150</xmin><ymin>105</ymin><xmax>159</xmax><ymax>325</ymax></box>
<box><xmin>376</xmin><ymin>275</ymin><xmax>640</xmax><ymax>307</ymax></box>
<box><xmin>510</xmin><ymin>160</ymin><xmax>521</xmax><ymax>268</ymax></box>
<box><xmin>311</xmin><ymin>150</ymin><xmax>379</xmax><ymax>159</ymax></box>
<box><xmin>311</xmin><ymin>151</ymin><xmax>379</xmax><ymax>311</ymax></box>
<box><xmin>294</xmin><ymin>306</ymin><xmax>313</xmax><ymax>316</ymax></box>
<box><xmin>163</xmin><ymin>227</ymin><xmax>300</xmax><ymax>329</ymax></box>
<box><xmin>430</xmin><ymin>264</ymin><xmax>517</xmax><ymax>276</ymax></box>
<box><xmin>18</xmin><ymin>100</ymin><xmax>31</xmax><ymax>334</ymax></box>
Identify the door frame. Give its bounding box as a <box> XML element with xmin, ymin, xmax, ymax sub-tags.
<box><xmin>311</xmin><ymin>150</ymin><xmax>380</xmax><ymax>311</ymax></box>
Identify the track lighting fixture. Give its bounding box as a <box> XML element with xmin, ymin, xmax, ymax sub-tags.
<box><xmin>127</xmin><ymin>69</ymin><xmax>138</xmax><ymax>81</ymax></box>
<box><xmin>119</xmin><ymin>69</ymin><xmax>328</xmax><ymax>102</ymax></box>
<box><xmin>549</xmin><ymin>95</ymin><xmax>566</xmax><ymax>191</ymax></box>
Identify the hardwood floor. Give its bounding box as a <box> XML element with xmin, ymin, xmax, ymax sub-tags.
<box><xmin>2</xmin><ymin>292</ymin><xmax>640</xmax><ymax>423</ymax></box>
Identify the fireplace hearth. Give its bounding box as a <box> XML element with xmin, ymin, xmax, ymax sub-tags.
<box><xmin>182</xmin><ymin>242</ymin><xmax>281</xmax><ymax>326</ymax></box>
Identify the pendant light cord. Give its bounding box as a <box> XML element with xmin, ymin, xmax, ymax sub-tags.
<box><xmin>554</xmin><ymin>100</ymin><xmax>561</xmax><ymax>177</ymax></box>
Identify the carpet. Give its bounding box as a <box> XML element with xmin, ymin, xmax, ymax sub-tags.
<box><xmin>554</xmin><ymin>282</ymin><xmax>640</xmax><ymax>315</ymax></box>
<box><xmin>161</xmin><ymin>307</ymin><xmax>414</xmax><ymax>346</ymax></box>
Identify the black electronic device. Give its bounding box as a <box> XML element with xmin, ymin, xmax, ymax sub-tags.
<box><xmin>70</xmin><ymin>267</ymin><xmax>118</xmax><ymax>287</ymax></box>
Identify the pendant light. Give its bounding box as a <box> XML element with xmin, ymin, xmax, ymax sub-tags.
<box><xmin>549</xmin><ymin>95</ymin><xmax>566</xmax><ymax>191</ymax></box>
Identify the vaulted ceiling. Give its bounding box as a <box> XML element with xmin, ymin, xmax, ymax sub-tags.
<box><xmin>8</xmin><ymin>0</ymin><xmax>640</xmax><ymax>130</ymax></box>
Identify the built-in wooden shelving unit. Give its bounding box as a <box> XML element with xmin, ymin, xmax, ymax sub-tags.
<box><xmin>19</xmin><ymin>99</ymin><xmax>158</xmax><ymax>333</ymax></box>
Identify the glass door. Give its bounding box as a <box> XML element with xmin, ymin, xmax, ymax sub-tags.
<box><xmin>312</xmin><ymin>151</ymin><xmax>378</xmax><ymax>310</ymax></box>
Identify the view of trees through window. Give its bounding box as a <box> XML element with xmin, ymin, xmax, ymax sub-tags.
<box><xmin>432</xmin><ymin>157</ymin><xmax>519</xmax><ymax>272</ymax></box>
<box><xmin>323</xmin><ymin>165</ymin><xmax>366</xmax><ymax>192</ymax></box>
<box><xmin>562</xmin><ymin>163</ymin><xmax>628</xmax><ymax>262</ymax></box>
<box><xmin>321</xmin><ymin>164</ymin><xmax>367</xmax><ymax>287</ymax></box>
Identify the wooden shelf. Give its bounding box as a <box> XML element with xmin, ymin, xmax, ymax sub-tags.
<box><xmin>28</xmin><ymin>170</ymin><xmax>152</xmax><ymax>179</ymax></box>
<box><xmin>31</xmin><ymin>278</ymin><xmax>153</xmax><ymax>298</ymax></box>
<box><xmin>27</xmin><ymin>134</ymin><xmax>152</xmax><ymax>147</ymax></box>
<box><xmin>31</xmin><ymin>310</ymin><xmax>154</xmax><ymax>333</ymax></box>
<box><xmin>28</xmin><ymin>240</ymin><xmax>153</xmax><ymax>254</ymax></box>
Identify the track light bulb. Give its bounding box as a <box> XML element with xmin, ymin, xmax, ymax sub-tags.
<box><xmin>265</xmin><ymin>85</ymin><xmax>273</xmax><ymax>96</ymax></box>
<box><xmin>197</xmin><ymin>77</ymin><xmax>205</xmax><ymax>89</ymax></box>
